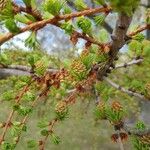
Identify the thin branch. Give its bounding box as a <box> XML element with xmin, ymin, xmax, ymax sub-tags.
<box><xmin>0</xmin><ymin>58</ymin><xmax>143</xmax><ymax>79</ymax></box>
<box><xmin>39</xmin><ymin>119</ymin><xmax>58</xmax><ymax>150</ymax></box>
<box><xmin>39</xmin><ymin>92</ymin><xmax>78</xmax><ymax>150</ymax></box>
<box><xmin>5</xmin><ymin>65</ymin><xmax>31</xmax><ymax>72</ymax></box>
<box><xmin>0</xmin><ymin>81</ymin><xmax>34</xmax><ymax>144</ymax></box>
<box><xmin>0</xmin><ymin>68</ymin><xmax>30</xmax><ymax>78</ymax></box>
<box><xmin>12</xmin><ymin>3</ymin><xmax>42</xmax><ymax>21</ymax></box>
<box><xmin>0</xmin><ymin>6</ymin><xmax>111</xmax><ymax>46</ymax></box>
<box><xmin>103</xmin><ymin>77</ymin><xmax>150</xmax><ymax>101</ymax></box>
<box><xmin>14</xmin><ymin>87</ymin><xmax>50</xmax><ymax>145</ymax></box>
<box><xmin>114</xmin><ymin>58</ymin><xmax>143</xmax><ymax>69</ymax></box>
<box><xmin>66</xmin><ymin>0</ymin><xmax>113</xmax><ymax>33</ymax></box>
<box><xmin>74</xmin><ymin>31</ymin><xmax>108</xmax><ymax>48</ymax></box>
<box><xmin>124</xmin><ymin>125</ymin><xmax>150</xmax><ymax>136</ymax></box>
<box><xmin>128</xmin><ymin>24</ymin><xmax>150</xmax><ymax>37</ymax></box>
<box><xmin>0</xmin><ymin>65</ymin><xmax>58</xmax><ymax>78</ymax></box>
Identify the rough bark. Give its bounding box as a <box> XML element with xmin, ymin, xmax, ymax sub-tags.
<box><xmin>97</xmin><ymin>13</ymin><xmax>132</xmax><ymax>79</ymax></box>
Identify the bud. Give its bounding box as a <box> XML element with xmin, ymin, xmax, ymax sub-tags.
<box><xmin>111</xmin><ymin>101</ymin><xmax>123</xmax><ymax>112</ymax></box>
<box><xmin>0</xmin><ymin>0</ymin><xmax>7</xmax><ymax>10</ymax></box>
<box><xmin>34</xmin><ymin>59</ymin><xmax>48</xmax><ymax>76</ymax></box>
<box><xmin>55</xmin><ymin>101</ymin><xmax>68</xmax><ymax>120</ymax></box>
<box><xmin>139</xmin><ymin>135</ymin><xmax>150</xmax><ymax>145</ymax></box>
<box><xmin>55</xmin><ymin>101</ymin><xmax>67</xmax><ymax>114</ymax></box>
<box><xmin>68</xmin><ymin>60</ymin><xmax>88</xmax><ymax>84</ymax></box>
<box><xmin>111</xmin><ymin>132</ymin><xmax>128</xmax><ymax>143</ymax></box>
<box><xmin>97</xmin><ymin>101</ymin><xmax>105</xmax><ymax>111</ymax></box>
<box><xmin>80</xmin><ymin>49</ymin><xmax>89</xmax><ymax>58</ymax></box>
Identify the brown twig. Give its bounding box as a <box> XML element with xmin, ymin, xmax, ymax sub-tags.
<box><xmin>0</xmin><ymin>80</ymin><xmax>34</xmax><ymax>144</ymax></box>
<box><xmin>0</xmin><ymin>6</ymin><xmax>111</xmax><ymax>46</ymax></box>
<box><xmin>114</xmin><ymin>58</ymin><xmax>143</xmax><ymax>69</ymax></box>
<box><xmin>39</xmin><ymin>90</ymin><xmax>79</xmax><ymax>150</ymax></box>
<box><xmin>128</xmin><ymin>24</ymin><xmax>150</xmax><ymax>37</ymax></box>
<box><xmin>39</xmin><ymin>119</ymin><xmax>58</xmax><ymax>150</ymax></box>
<box><xmin>12</xmin><ymin>3</ymin><xmax>42</xmax><ymax>21</ymax></box>
<box><xmin>103</xmin><ymin>77</ymin><xmax>150</xmax><ymax>101</ymax></box>
<box><xmin>14</xmin><ymin>87</ymin><xmax>51</xmax><ymax>146</ymax></box>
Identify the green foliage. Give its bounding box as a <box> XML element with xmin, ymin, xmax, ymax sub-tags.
<box><xmin>77</xmin><ymin>17</ymin><xmax>92</xmax><ymax>34</ymax></box>
<box><xmin>128</xmin><ymin>40</ymin><xmax>143</xmax><ymax>56</ymax></box>
<box><xmin>55</xmin><ymin>101</ymin><xmax>69</xmax><ymax>121</ymax></box>
<box><xmin>25</xmin><ymin>32</ymin><xmax>40</xmax><ymax>50</ymax></box>
<box><xmin>80</xmin><ymin>49</ymin><xmax>108</xmax><ymax>70</ymax></box>
<box><xmin>50</xmin><ymin>133</ymin><xmax>61</xmax><ymax>145</ymax></box>
<box><xmin>94</xmin><ymin>103</ymin><xmax>106</xmax><ymax>120</ymax></box>
<box><xmin>40</xmin><ymin>129</ymin><xmax>49</xmax><ymax>136</ymax></box>
<box><xmin>61</xmin><ymin>21</ymin><xmax>74</xmax><ymax>35</ymax></box>
<box><xmin>5</xmin><ymin>19</ymin><xmax>20</xmax><ymax>34</ymax></box>
<box><xmin>0</xmin><ymin>53</ymin><xmax>11</xmax><ymax>65</ymax></box>
<box><xmin>27</xmin><ymin>140</ymin><xmax>37</xmax><ymax>149</ymax></box>
<box><xmin>98</xmin><ymin>29</ymin><xmax>109</xmax><ymax>43</ymax></box>
<box><xmin>10</xmin><ymin>122</ymin><xmax>22</xmax><ymax>136</ymax></box>
<box><xmin>94</xmin><ymin>0</ymin><xmax>105</xmax><ymax>5</ymax></box>
<box><xmin>34</xmin><ymin>56</ymin><xmax>49</xmax><ymax>76</ymax></box>
<box><xmin>13</xmin><ymin>105</ymin><xmax>32</xmax><ymax>116</ymax></box>
<box><xmin>14</xmin><ymin>81</ymin><xmax>27</xmax><ymax>90</ymax></box>
<box><xmin>142</xmin><ymin>40</ymin><xmax>150</xmax><ymax>56</ymax></box>
<box><xmin>95</xmin><ymin>82</ymin><xmax>114</xmax><ymax>101</ymax></box>
<box><xmin>135</xmin><ymin>121</ymin><xmax>146</xmax><ymax>130</ymax></box>
<box><xmin>95</xmin><ymin>101</ymin><xmax>125</xmax><ymax>124</ymax></box>
<box><xmin>22</xmin><ymin>91</ymin><xmax>35</xmax><ymax>102</ymax></box>
<box><xmin>1</xmin><ymin>141</ymin><xmax>16</xmax><ymax>150</ymax></box>
<box><xmin>0</xmin><ymin>0</ymin><xmax>14</xmax><ymax>22</ymax></box>
<box><xmin>13</xmin><ymin>104</ymin><xmax>20</xmax><ymax>111</ymax></box>
<box><xmin>15</xmin><ymin>14</ymin><xmax>36</xmax><ymax>24</ymax></box>
<box><xmin>74</xmin><ymin>0</ymin><xmax>87</xmax><ymax>10</ymax></box>
<box><xmin>80</xmin><ymin>53</ymin><xmax>97</xmax><ymax>69</ymax></box>
<box><xmin>132</xmin><ymin>33</ymin><xmax>145</xmax><ymax>42</ymax></box>
<box><xmin>0</xmin><ymin>0</ymin><xmax>149</xmax><ymax>149</ymax></box>
<box><xmin>146</xmin><ymin>8</ymin><xmax>150</xmax><ymax>24</ymax></box>
<box><xmin>19</xmin><ymin>76</ymin><xmax>32</xmax><ymax>84</ymax></box>
<box><xmin>129</xmin><ymin>79</ymin><xmax>146</xmax><ymax>94</ymax></box>
<box><xmin>1</xmin><ymin>90</ymin><xmax>14</xmax><ymax>101</ymax></box>
<box><xmin>132</xmin><ymin>137</ymin><xmax>150</xmax><ymax>150</ymax></box>
<box><xmin>37</xmin><ymin>119</ymin><xmax>49</xmax><ymax>128</ymax></box>
<box><xmin>27</xmin><ymin>55</ymin><xmax>35</xmax><ymax>67</ymax></box>
<box><xmin>15</xmin><ymin>14</ymin><xmax>30</xmax><ymax>24</ymax></box>
<box><xmin>63</xmin><ymin>5</ymin><xmax>72</xmax><ymax>14</ymax></box>
<box><xmin>23</xmin><ymin>0</ymin><xmax>32</xmax><ymax>7</ymax></box>
<box><xmin>69</xmin><ymin>60</ymin><xmax>89</xmax><ymax>81</ymax></box>
<box><xmin>105</xmin><ymin>104</ymin><xmax>124</xmax><ymax>124</ymax></box>
<box><xmin>43</xmin><ymin>0</ymin><xmax>65</xmax><ymax>15</ymax></box>
<box><xmin>94</xmin><ymin>15</ymin><xmax>106</xmax><ymax>25</ymax></box>
<box><xmin>109</xmin><ymin>0</ymin><xmax>140</xmax><ymax>16</ymax></box>
<box><xmin>17</xmin><ymin>106</ymin><xmax>33</xmax><ymax>116</ymax></box>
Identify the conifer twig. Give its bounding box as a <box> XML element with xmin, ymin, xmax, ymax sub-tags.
<box><xmin>114</xmin><ymin>58</ymin><xmax>143</xmax><ymax>69</ymax></box>
<box><xmin>0</xmin><ymin>6</ymin><xmax>111</xmax><ymax>45</ymax></box>
<box><xmin>0</xmin><ymin>80</ymin><xmax>34</xmax><ymax>144</ymax></box>
<box><xmin>128</xmin><ymin>24</ymin><xmax>150</xmax><ymax>37</ymax></box>
<box><xmin>103</xmin><ymin>77</ymin><xmax>149</xmax><ymax>101</ymax></box>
